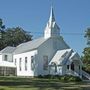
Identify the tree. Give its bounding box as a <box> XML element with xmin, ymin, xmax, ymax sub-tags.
<box><xmin>0</xmin><ymin>19</ymin><xmax>5</xmax><ymax>50</ymax></box>
<box><xmin>3</xmin><ymin>27</ymin><xmax>32</xmax><ymax>47</ymax></box>
<box><xmin>84</xmin><ymin>28</ymin><xmax>90</xmax><ymax>45</ymax></box>
<box><xmin>0</xmin><ymin>18</ymin><xmax>32</xmax><ymax>50</ymax></box>
<box><xmin>0</xmin><ymin>18</ymin><xmax>5</xmax><ymax>38</ymax></box>
<box><xmin>82</xmin><ymin>28</ymin><xmax>90</xmax><ymax>73</ymax></box>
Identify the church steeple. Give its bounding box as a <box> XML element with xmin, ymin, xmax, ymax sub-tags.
<box><xmin>49</xmin><ymin>6</ymin><xmax>55</xmax><ymax>26</ymax></box>
<box><xmin>44</xmin><ymin>6</ymin><xmax>60</xmax><ymax>39</ymax></box>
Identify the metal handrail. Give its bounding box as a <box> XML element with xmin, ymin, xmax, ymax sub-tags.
<box><xmin>82</xmin><ymin>70</ymin><xmax>90</xmax><ymax>80</ymax></box>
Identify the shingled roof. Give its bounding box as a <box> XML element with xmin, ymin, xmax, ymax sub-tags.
<box><xmin>14</xmin><ymin>37</ymin><xmax>47</xmax><ymax>54</ymax></box>
<box><xmin>0</xmin><ymin>46</ymin><xmax>16</xmax><ymax>54</ymax></box>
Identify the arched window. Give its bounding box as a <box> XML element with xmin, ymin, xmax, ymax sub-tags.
<box><xmin>51</xmin><ymin>62</ymin><xmax>57</xmax><ymax>73</ymax></box>
<box><xmin>67</xmin><ymin>65</ymin><xmax>69</xmax><ymax>69</ymax></box>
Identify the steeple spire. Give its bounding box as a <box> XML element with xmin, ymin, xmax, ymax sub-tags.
<box><xmin>49</xmin><ymin>6</ymin><xmax>55</xmax><ymax>25</ymax></box>
<box><xmin>44</xmin><ymin>6</ymin><xmax>60</xmax><ymax>39</ymax></box>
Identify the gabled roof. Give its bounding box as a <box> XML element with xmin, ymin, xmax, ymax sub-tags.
<box><xmin>69</xmin><ymin>52</ymin><xmax>83</xmax><ymax>65</ymax></box>
<box><xmin>0</xmin><ymin>46</ymin><xmax>16</xmax><ymax>54</ymax></box>
<box><xmin>49</xmin><ymin>49</ymin><xmax>82</xmax><ymax>66</ymax></box>
<box><xmin>14</xmin><ymin>37</ymin><xmax>47</xmax><ymax>54</ymax></box>
<box><xmin>49</xmin><ymin>49</ymin><xmax>72</xmax><ymax>65</ymax></box>
<box><xmin>69</xmin><ymin>52</ymin><xmax>77</xmax><ymax>60</ymax></box>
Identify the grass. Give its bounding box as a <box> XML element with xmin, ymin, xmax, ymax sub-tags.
<box><xmin>0</xmin><ymin>76</ymin><xmax>89</xmax><ymax>90</ymax></box>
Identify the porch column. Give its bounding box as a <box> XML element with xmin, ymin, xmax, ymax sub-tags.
<box><xmin>48</xmin><ymin>66</ymin><xmax>51</xmax><ymax>75</ymax></box>
<box><xmin>79</xmin><ymin>65</ymin><xmax>82</xmax><ymax>78</ymax></box>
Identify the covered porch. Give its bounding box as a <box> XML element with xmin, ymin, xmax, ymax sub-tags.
<box><xmin>65</xmin><ymin>60</ymin><xmax>82</xmax><ymax>78</ymax></box>
<box><xmin>48</xmin><ymin>49</ymin><xmax>83</xmax><ymax>78</ymax></box>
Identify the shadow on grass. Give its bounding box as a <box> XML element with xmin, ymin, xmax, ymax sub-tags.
<box><xmin>0</xmin><ymin>77</ymin><xmax>89</xmax><ymax>90</ymax></box>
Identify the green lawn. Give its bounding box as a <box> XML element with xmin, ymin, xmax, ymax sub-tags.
<box><xmin>0</xmin><ymin>77</ymin><xmax>89</xmax><ymax>90</ymax></box>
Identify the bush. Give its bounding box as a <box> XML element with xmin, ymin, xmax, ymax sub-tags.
<box><xmin>43</xmin><ymin>75</ymin><xmax>53</xmax><ymax>79</ymax></box>
<box><xmin>68</xmin><ymin>76</ymin><xmax>82</xmax><ymax>82</ymax></box>
<box><xmin>38</xmin><ymin>75</ymin><xmax>55</xmax><ymax>79</ymax></box>
<box><xmin>60</xmin><ymin>75</ymin><xmax>82</xmax><ymax>82</ymax></box>
<box><xmin>37</xmin><ymin>75</ymin><xmax>43</xmax><ymax>78</ymax></box>
<box><xmin>37</xmin><ymin>74</ymin><xmax>82</xmax><ymax>82</ymax></box>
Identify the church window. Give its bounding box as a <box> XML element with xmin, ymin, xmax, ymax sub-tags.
<box><xmin>43</xmin><ymin>56</ymin><xmax>48</xmax><ymax>70</ymax></box>
<box><xmin>4</xmin><ymin>55</ymin><xmax>8</xmax><ymax>61</ymax></box>
<box><xmin>71</xmin><ymin>62</ymin><xmax>74</xmax><ymax>71</ymax></box>
<box><xmin>31</xmin><ymin>56</ymin><xmax>34</xmax><ymax>70</ymax></box>
<box><xmin>55</xmin><ymin>65</ymin><xmax>57</xmax><ymax>72</ymax></box>
<box><xmin>67</xmin><ymin>65</ymin><xmax>69</xmax><ymax>69</ymax></box>
<box><xmin>19</xmin><ymin>58</ymin><xmax>22</xmax><ymax>71</ymax></box>
<box><xmin>51</xmin><ymin>62</ymin><xmax>57</xmax><ymax>72</ymax></box>
<box><xmin>79</xmin><ymin>65</ymin><xmax>80</xmax><ymax>70</ymax></box>
<box><xmin>25</xmin><ymin>57</ymin><xmax>27</xmax><ymax>71</ymax></box>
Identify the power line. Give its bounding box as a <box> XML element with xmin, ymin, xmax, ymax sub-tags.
<box><xmin>60</xmin><ymin>33</ymin><xmax>84</xmax><ymax>35</ymax></box>
<box><xmin>27</xmin><ymin>31</ymin><xmax>84</xmax><ymax>36</ymax></box>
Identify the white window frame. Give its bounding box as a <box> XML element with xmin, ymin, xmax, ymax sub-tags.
<box><xmin>4</xmin><ymin>55</ymin><xmax>8</xmax><ymax>61</ymax></box>
<box><xmin>25</xmin><ymin>57</ymin><xmax>27</xmax><ymax>71</ymax></box>
<box><xmin>19</xmin><ymin>58</ymin><xmax>22</xmax><ymax>71</ymax></box>
<box><xmin>31</xmin><ymin>56</ymin><xmax>34</xmax><ymax>70</ymax></box>
<box><xmin>43</xmin><ymin>55</ymin><xmax>48</xmax><ymax>70</ymax></box>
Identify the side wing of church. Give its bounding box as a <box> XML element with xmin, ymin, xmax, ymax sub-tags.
<box><xmin>0</xmin><ymin>6</ymin><xmax>87</xmax><ymax>79</ymax></box>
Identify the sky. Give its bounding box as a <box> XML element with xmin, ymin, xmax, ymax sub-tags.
<box><xmin>0</xmin><ymin>0</ymin><xmax>90</xmax><ymax>55</ymax></box>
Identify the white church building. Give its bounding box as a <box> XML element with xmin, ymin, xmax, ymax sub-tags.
<box><xmin>0</xmin><ymin>6</ymin><xmax>88</xmax><ymax>79</ymax></box>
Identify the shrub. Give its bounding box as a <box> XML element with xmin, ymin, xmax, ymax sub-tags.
<box><xmin>37</xmin><ymin>74</ymin><xmax>82</xmax><ymax>82</ymax></box>
<box><xmin>60</xmin><ymin>75</ymin><xmax>82</xmax><ymax>82</ymax></box>
<box><xmin>69</xmin><ymin>76</ymin><xmax>82</xmax><ymax>82</ymax></box>
<box><xmin>38</xmin><ymin>75</ymin><xmax>55</xmax><ymax>79</ymax></box>
<box><xmin>37</xmin><ymin>75</ymin><xmax>43</xmax><ymax>78</ymax></box>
